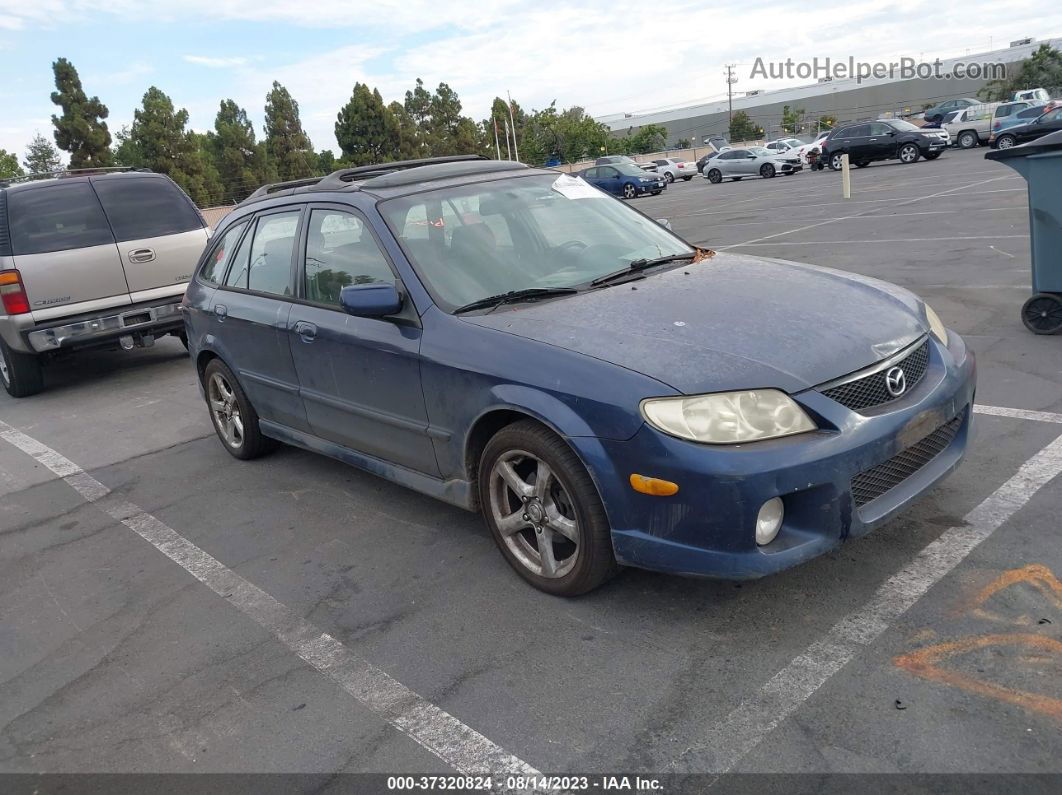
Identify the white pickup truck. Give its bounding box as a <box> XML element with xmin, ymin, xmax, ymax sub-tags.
<box><xmin>944</xmin><ymin>101</ymin><xmax>1039</xmax><ymax>148</ymax></box>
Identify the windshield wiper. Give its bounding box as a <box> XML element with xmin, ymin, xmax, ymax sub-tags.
<box><xmin>590</xmin><ymin>253</ymin><xmax>696</xmax><ymax>287</ymax></box>
<box><xmin>452</xmin><ymin>287</ymin><xmax>580</xmax><ymax>315</ymax></box>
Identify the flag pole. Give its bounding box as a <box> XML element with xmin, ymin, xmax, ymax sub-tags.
<box><xmin>507</xmin><ymin>91</ymin><xmax>520</xmax><ymax>162</ymax></box>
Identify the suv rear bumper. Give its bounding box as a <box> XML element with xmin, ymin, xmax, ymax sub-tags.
<box><xmin>0</xmin><ymin>298</ymin><xmax>184</xmax><ymax>354</ymax></box>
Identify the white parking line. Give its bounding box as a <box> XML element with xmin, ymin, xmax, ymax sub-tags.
<box><xmin>736</xmin><ymin>235</ymin><xmax>1028</xmax><ymax>247</ymax></box>
<box><xmin>974</xmin><ymin>404</ymin><xmax>1062</xmax><ymax>424</ymax></box>
<box><xmin>0</xmin><ymin>419</ymin><xmax>540</xmax><ymax>786</ymax></box>
<box><xmin>673</xmin><ymin>421</ymin><xmax>1062</xmax><ymax>774</ymax></box>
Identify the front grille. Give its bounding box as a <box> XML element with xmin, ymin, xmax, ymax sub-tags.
<box><xmin>851</xmin><ymin>412</ymin><xmax>964</xmax><ymax>508</ymax></box>
<box><xmin>821</xmin><ymin>340</ymin><xmax>930</xmax><ymax>412</ymax></box>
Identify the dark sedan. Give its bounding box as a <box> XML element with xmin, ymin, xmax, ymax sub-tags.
<box><xmin>992</xmin><ymin>106</ymin><xmax>1062</xmax><ymax>149</ymax></box>
<box><xmin>579</xmin><ymin>163</ymin><xmax>666</xmax><ymax>199</ymax></box>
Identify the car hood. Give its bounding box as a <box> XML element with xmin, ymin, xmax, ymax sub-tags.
<box><xmin>461</xmin><ymin>253</ymin><xmax>929</xmax><ymax>395</ymax></box>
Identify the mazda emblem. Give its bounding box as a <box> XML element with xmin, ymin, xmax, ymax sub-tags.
<box><xmin>885</xmin><ymin>366</ymin><xmax>906</xmax><ymax>397</ymax></box>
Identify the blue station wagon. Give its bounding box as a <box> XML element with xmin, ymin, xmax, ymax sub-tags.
<box><xmin>184</xmin><ymin>155</ymin><xmax>975</xmax><ymax>595</ymax></box>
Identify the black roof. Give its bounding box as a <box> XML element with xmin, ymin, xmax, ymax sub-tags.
<box><xmin>0</xmin><ymin>167</ymin><xmax>159</xmax><ymax>193</ymax></box>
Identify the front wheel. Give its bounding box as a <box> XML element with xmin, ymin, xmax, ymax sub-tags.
<box><xmin>996</xmin><ymin>134</ymin><xmax>1017</xmax><ymax>150</ymax></box>
<box><xmin>760</xmin><ymin>163</ymin><xmax>776</xmax><ymax>178</ymax></box>
<box><xmin>0</xmin><ymin>338</ymin><xmax>44</xmax><ymax>398</ymax></box>
<box><xmin>203</xmin><ymin>359</ymin><xmax>276</xmax><ymax>459</ymax></box>
<box><xmin>622</xmin><ymin>182</ymin><xmax>636</xmax><ymax>199</ymax></box>
<box><xmin>479</xmin><ymin>421</ymin><xmax>618</xmax><ymax>596</ymax></box>
<box><xmin>1022</xmin><ymin>293</ymin><xmax>1062</xmax><ymax>335</ymax></box>
<box><xmin>682</xmin><ymin>175</ymin><xmax>693</xmax><ymax>181</ymax></box>
<box><xmin>706</xmin><ymin>169</ymin><xmax>722</xmax><ymax>184</ymax></box>
<box><xmin>829</xmin><ymin>153</ymin><xmax>844</xmax><ymax>170</ymax></box>
<box><xmin>958</xmin><ymin>131</ymin><xmax>978</xmax><ymax>149</ymax></box>
<box><xmin>664</xmin><ymin>172</ymin><xmax>675</xmax><ymax>184</ymax></box>
<box><xmin>899</xmin><ymin>143</ymin><xmax>921</xmax><ymax>164</ymax></box>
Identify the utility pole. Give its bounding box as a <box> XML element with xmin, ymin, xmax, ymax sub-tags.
<box><xmin>725</xmin><ymin>65</ymin><xmax>738</xmax><ymax>137</ymax></box>
<box><xmin>507</xmin><ymin>91</ymin><xmax>520</xmax><ymax>162</ymax></box>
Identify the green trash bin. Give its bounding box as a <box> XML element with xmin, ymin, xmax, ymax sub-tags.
<box><xmin>986</xmin><ymin>129</ymin><xmax>1062</xmax><ymax>334</ymax></box>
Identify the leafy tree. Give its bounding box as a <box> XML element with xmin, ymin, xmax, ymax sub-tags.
<box><xmin>428</xmin><ymin>82</ymin><xmax>484</xmax><ymax>156</ymax></box>
<box><xmin>126</xmin><ymin>86</ymin><xmax>222</xmax><ymax>206</ymax></box>
<box><xmin>335</xmin><ymin>83</ymin><xmax>399</xmax><ymax>165</ymax></box>
<box><xmin>781</xmin><ymin>104</ymin><xmax>805</xmax><ymax>134</ymax></box>
<box><xmin>112</xmin><ymin>125</ymin><xmax>142</xmax><ymax>167</ymax></box>
<box><xmin>23</xmin><ymin>132</ymin><xmax>64</xmax><ymax>174</ymax></box>
<box><xmin>676</xmin><ymin>137</ymin><xmax>691</xmax><ymax>149</ymax></box>
<box><xmin>209</xmin><ymin>100</ymin><xmax>260</xmax><ymax>202</ymax></box>
<box><xmin>403</xmin><ymin>78</ymin><xmax>434</xmax><ymax>130</ymax></box>
<box><xmin>389</xmin><ymin>102</ymin><xmax>425</xmax><ymax>160</ymax></box>
<box><xmin>264</xmin><ymin>81</ymin><xmax>316</xmax><ymax>181</ymax></box>
<box><xmin>50</xmin><ymin>57</ymin><xmax>112</xmax><ymax>168</ymax></box>
<box><xmin>729</xmin><ymin>111</ymin><xmax>764</xmax><ymax>142</ymax></box>
<box><xmin>978</xmin><ymin>44</ymin><xmax>1062</xmax><ymax>101</ymax></box>
<box><xmin>0</xmin><ymin>150</ymin><xmax>24</xmax><ymax>179</ymax></box>
<box><xmin>317</xmin><ymin>149</ymin><xmax>337</xmax><ymax>174</ymax></box>
<box><xmin>816</xmin><ymin>115</ymin><xmax>837</xmax><ymax>131</ymax></box>
<box><xmin>628</xmin><ymin>123</ymin><xmax>667</xmax><ymax>154</ymax></box>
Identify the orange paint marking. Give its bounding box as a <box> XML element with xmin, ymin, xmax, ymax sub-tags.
<box><xmin>970</xmin><ymin>564</ymin><xmax>1062</xmax><ymax>623</ymax></box>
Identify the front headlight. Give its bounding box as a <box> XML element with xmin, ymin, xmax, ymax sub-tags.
<box><xmin>641</xmin><ymin>390</ymin><xmax>817</xmax><ymax>444</ymax></box>
<box><xmin>924</xmin><ymin>304</ymin><xmax>948</xmax><ymax>344</ymax></box>
<box><xmin>639</xmin><ymin>177</ymin><xmax>651</xmax><ymax>182</ymax></box>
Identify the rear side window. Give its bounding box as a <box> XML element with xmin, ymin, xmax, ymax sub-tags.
<box><xmin>246</xmin><ymin>211</ymin><xmax>300</xmax><ymax>296</ymax></box>
<box><xmin>93</xmin><ymin>177</ymin><xmax>203</xmax><ymax>242</ymax></box>
<box><xmin>199</xmin><ymin>221</ymin><xmax>248</xmax><ymax>284</ymax></box>
<box><xmin>8</xmin><ymin>183</ymin><xmax>114</xmax><ymax>255</ymax></box>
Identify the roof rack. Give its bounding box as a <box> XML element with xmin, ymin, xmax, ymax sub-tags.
<box><xmin>0</xmin><ymin>166</ymin><xmax>149</xmax><ymax>188</ymax></box>
<box><xmin>317</xmin><ymin>155</ymin><xmax>489</xmax><ymax>190</ymax></box>
<box><xmin>244</xmin><ymin>175</ymin><xmax>326</xmax><ymax>202</ymax></box>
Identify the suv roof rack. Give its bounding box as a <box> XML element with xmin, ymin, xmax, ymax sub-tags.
<box><xmin>244</xmin><ymin>175</ymin><xmax>326</xmax><ymax>202</ymax></box>
<box><xmin>316</xmin><ymin>154</ymin><xmax>489</xmax><ymax>190</ymax></box>
<box><xmin>0</xmin><ymin>166</ymin><xmax>151</xmax><ymax>188</ymax></box>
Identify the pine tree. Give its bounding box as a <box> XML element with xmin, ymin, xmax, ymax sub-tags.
<box><xmin>0</xmin><ymin>150</ymin><xmax>23</xmax><ymax>180</ymax></box>
<box><xmin>388</xmin><ymin>102</ymin><xmax>424</xmax><ymax>160</ymax></box>
<box><xmin>23</xmin><ymin>132</ymin><xmax>64</xmax><ymax>174</ymax></box>
<box><xmin>335</xmin><ymin>83</ymin><xmax>400</xmax><ymax>165</ymax></box>
<box><xmin>210</xmin><ymin>100</ymin><xmax>260</xmax><ymax>202</ymax></box>
<box><xmin>50</xmin><ymin>57</ymin><xmax>112</xmax><ymax>168</ymax></box>
<box><xmin>264</xmin><ymin>81</ymin><xmax>316</xmax><ymax>181</ymax></box>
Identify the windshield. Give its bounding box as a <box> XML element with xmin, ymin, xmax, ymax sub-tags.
<box><xmin>379</xmin><ymin>173</ymin><xmax>693</xmax><ymax>311</ymax></box>
<box><xmin>615</xmin><ymin>163</ymin><xmax>647</xmax><ymax>177</ymax></box>
<box><xmin>749</xmin><ymin>147</ymin><xmax>771</xmax><ymax>156</ymax></box>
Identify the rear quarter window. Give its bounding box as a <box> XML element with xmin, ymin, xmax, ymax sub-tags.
<box><xmin>92</xmin><ymin>177</ymin><xmax>203</xmax><ymax>242</ymax></box>
<box><xmin>8</xmin><ymin>182</ymin><xmax>115</xmax><ymax>255</ymax></box>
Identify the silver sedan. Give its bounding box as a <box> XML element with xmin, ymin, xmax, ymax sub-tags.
<box><xmin>702</xmin><ymin>146</ymin><xmax>803</xmax><ymax>183</ymax></box>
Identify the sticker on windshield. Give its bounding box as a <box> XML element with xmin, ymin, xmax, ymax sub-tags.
<box><xmin>551</xmin><ymin>174</ymin><xmax>606</xmax><ymax>200</ymax></box>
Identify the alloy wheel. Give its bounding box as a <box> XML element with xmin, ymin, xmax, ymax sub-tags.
<box><xmin>208</xmin><ymin>372</ymin><xmax>244</xmax><ymax>448</ymax></box>
<box><xmin>900</xmin><ymin>145</ymin><xmax>919</xmax><ymax>163</ymax></box>
<box><xmin>997</xmin><ymin>136</ymin><xmax>1016</xmax><ymax>150</ymax></box>
<box><xmin>488</xmin><ymin>450</ymin><xmax>580</xmax><ymax>579</ymax></box>
<box><xmin>0</xmin><ymin>348</ymin><xmax>9</xmax><ymax>387</ymax></box>
<box><xmin>623</xmin><ymin>183</ymin><xmax>636</xmax><ymax>199</ymax></box>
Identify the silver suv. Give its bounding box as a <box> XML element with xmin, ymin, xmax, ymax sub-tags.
<box><xmin>0</xmin><ymin>168</ymin><xmax>210</xmax><ymax>397</ymax></box>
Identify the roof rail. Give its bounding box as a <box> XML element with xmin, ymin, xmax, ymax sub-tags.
<box><xmin>0</xmin><ymin>166</ymin><xmax>147</xmax><ymax>188</ymax></box>
<box><xmin>244</xmin><ymin>176</ymin><xmax>324</xmax><ymax>202</ymax></box>
<box><xmin>317</xmin><ymin>155</ymin><xmax>488</xmax><ymax>190</ymax></box>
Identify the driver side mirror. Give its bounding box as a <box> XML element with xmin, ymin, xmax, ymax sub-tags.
<box><xmin>340</xmin><ymin>283</ymin><xmax>402</xmax><ymax>318</ymax></box>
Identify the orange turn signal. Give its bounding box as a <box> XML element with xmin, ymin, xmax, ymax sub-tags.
<box><xmin>629</xmin><ymin>474</ymin><xmax>679</xmax><ymax>496</ymax></box>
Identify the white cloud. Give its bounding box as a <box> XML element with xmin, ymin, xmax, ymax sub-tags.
<box><xmin>184</xmin><ymin>55</ymin><xmax>249</xmax><ymax>68</ymax></box>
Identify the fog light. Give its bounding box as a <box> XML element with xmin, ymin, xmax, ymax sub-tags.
<box><xmin>756</xmin><ymin>498</ymin><xmax>784</xmax><ymax>546</ymax></box>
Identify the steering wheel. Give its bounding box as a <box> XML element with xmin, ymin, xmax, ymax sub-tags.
<box><xmin>557</xmin><ymin>240</ymin><xmax>588</xmax><ymax>254</ymax></box>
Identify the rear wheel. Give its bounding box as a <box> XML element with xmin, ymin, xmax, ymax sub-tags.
<box><xmin>958</xmin><ymin>130</ymin><xmax>979</xmax><ymax>149</ymax></box>
<box><xmin>855</xmin><ymin>160</ymin><xmax>870</xmax><ymax>168</ymax></box>
<box><xmin>203</xmin><ymin>359</ymin><xmax>276</xmax><ymax>459</ymax></box>
<box><xmin>682</xmin><ymin>175</ymin><xmax>693</xmax><ymax>181</ymax></box>
<box><xmin>760</xmin><ymin>163</ymin><xmax>776</xmax><ymax>178</ymax></box>
<box><xmin>622</xmin><ymin>182</ymin><xmax>636</xmax><ymax>199</ymax></box>
<box><xmin>829</xmin><ymin>152</ymin><xmax>845</xmax><ymax>170</ymax></box>
<box><xmin>996</xmin><ymin>134</ymin><xmax>1017</xmax><ymax>150</ymax></box>
<box><xmin>0</xmin><ymin>338</ymin><xmax>44</xmax><ymax>398</ymax></box>
<box><xmin>479</xmin><ymin>420</ymin><xmax>618</xmax><ymax>596</ymax></box>
<box><xmin>706</xmin><ymin>169</ymin><xmax>722</xmax><ymax>184</ymax></box>
<box><xmin>664</xmin><ymin>172</ymin><xmax>675</xmax><ymax>184</ymax></box>
<box><xmin>899</xmin><ymin>143</ymin><xmax>920</xmax><ymax>164</ymax></box>
<box><xmin>1022</xmin><ymin>293</ymin><xmax>1062</xmax><ymax>335</ymax></box>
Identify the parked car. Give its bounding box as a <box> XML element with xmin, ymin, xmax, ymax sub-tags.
<box><xmin>922</xmin><ymin>97</ymin><xmax>979</xmax><ymax>124</ymax></box>
<box><xmin>695</xmin><ymin>151</ymin><xmax>722</xmax><ymax>172</ymax></box>
<box><xmin>945</xmin><ymin>101</ymin><xmax>1038</xmax><ymax>149</ymax></box>
<box><xmin>650</xmin><ymin>158</ymin><xmax>697</xmax><ymax>182</ymax></box>
<box><xmin>596</xmin><ymin>155</ymin><xmax>656</xmax><ymax>172</ymax></box>
<box><xmin>789</xmin><ymin>132</ymin><xmax>830</xmax><ymax>164</ymax></box>
<box><xmin>701</xmin><ymin>147</ymin><xmax>803</xmax><ymax>183</ymax></box>
<box><xmin>579</xmin><ymin>163</ymin><xmax>666</xmax><ymax>198</ymax></box>
<box><xmin>184</xmin><ymin>154</ymin><xmax>974</xmax><ymax>595</ymax></box>
<box><xmin>765</xmin><ymin>137</ymin><xmax>805</xmax><ymax>155</ymax></box>
<box><xmin>991</xmin><ymin>105</ymin><xmax>1062</xmax><ymax>149</ymax></box>
<box><xmin>989</xmin><ymin>100</ymin><xmax>1057</xmax><ymax>145</ymax></box>
<box><xmin>821</xmin><ymin>120</ymin><xmax>947</xmax><ymax>170</ymax></box>
<box><xmin>0</xmin><ymin>168</ymin><xmax>210</xmax><ymax>397</ymax></box>
<box><xmin>1013</xmin><ymin>88</ymin><xmax>1051</xmax><ymax>103</ymax></box>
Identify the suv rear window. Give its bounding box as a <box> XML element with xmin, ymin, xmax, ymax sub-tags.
<box><xmin>92</xmin><ymin>177</ymin><xmax>203</xmax><ymax>242</ymax></box>
<box><xmin>8</xmin><ymin>182</ymin><xmax>115</xmax><ymax>255</ymax></box>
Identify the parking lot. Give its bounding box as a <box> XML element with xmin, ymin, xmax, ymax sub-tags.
<box><xmin>2</xmin><ymin>147</ymin><xmax>1061</xmax><ymax>788</ymax></box>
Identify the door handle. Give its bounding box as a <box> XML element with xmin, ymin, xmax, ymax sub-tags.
<box><xmin>128</xmin><ymin>248</ymin><xmax>156</xmax><ymax>263</ymax></box>
<box><xmin>294</xmin><ymin>320</ymin><xmax>317</xmax><ymax>342</ymax></box>
<box><xmin>214</xmin><ymin>304</ymin><xmax>227</xmax><ymax>322</ymax></box>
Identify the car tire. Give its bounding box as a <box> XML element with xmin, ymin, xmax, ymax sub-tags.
<box><xmin>682</xmin><ymin>176</ymin><xmax>693</xmax><ymax>181</ymax></box>
<box><xmin>760</xmin><ymin>163</ymin><xmax>776</xmax><ymax>178</ymax></box>
<box><xmin>706</xmin><ymin>169</ymin><xmax>722</xmax><ymax>184</ymax></box>
<box><xmin>1021</xmin><ymin>293</ymin><xmax>1062</xmax><ymax>335</ymax></box>
<box><xmin>478</xmin><ymin>419</ymin><xmax>619</xmax><ymax>596</ymax></box>
<box><xmin>664</xmin><ymin>172</ymin><xmax>675</xmax><ymax>184</ymax></box>
<box><xmin>855</xmin><ymin>160</ymin><xmax>870</xmax><ymax>168</ymax></box>
<box><xmin>996</xmin><ymin>134</ymin><xmax>1017</xmax><ymax>150</ymax></box>
<box><xmin>829</xmin><ymin>153</ymin><xmax>844</xmax><ymax>170</ymax></box>
<box><xmin>899</xmin><ymin>143</ymin><xmax>921</xmax><ymax>164</ymax></box>
<box><xmin>203</xmin><ymin>359</ymin><xmax>276</xmax><ymax>460</ymax></box>
<box><xmin>622</xmin><ymin>183</ymin><xmax>636</xmax><ymax>199</ymax></box>
<box><xmin>958</xmin><ymin>131</ymin><xmax>979</xmax><ymax>149</ymax></box>
<box><xmin>0</xmin><ymin>338</ymin><xmax>44</xmax><ymax>398</ymax></box>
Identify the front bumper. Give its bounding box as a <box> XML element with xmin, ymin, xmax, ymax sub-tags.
<box><xmin>579</xmin><ymin>332</ymin><xmax>976</xmax><ymax>579</ymax></box>
<box><xmin>24</xmin><ymin>301</ymin><xmax>184</xmax><ymax>353</ymax></box>
<box><xmin>636</xmin><ymin>180</ymin><xmax>666</xmax><ymax>193</ymax></box>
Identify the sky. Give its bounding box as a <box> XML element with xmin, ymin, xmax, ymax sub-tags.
<box><xmin>1</xmin><ymin>0</ymin><xmax>1060</xmax><ymax>162</ymax></box>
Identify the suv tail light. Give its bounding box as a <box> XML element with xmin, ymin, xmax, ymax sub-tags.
<box><xmin>0</xmin><ymin>270</ymin><xmax>31</xmax><ymax>315</ymax></box>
